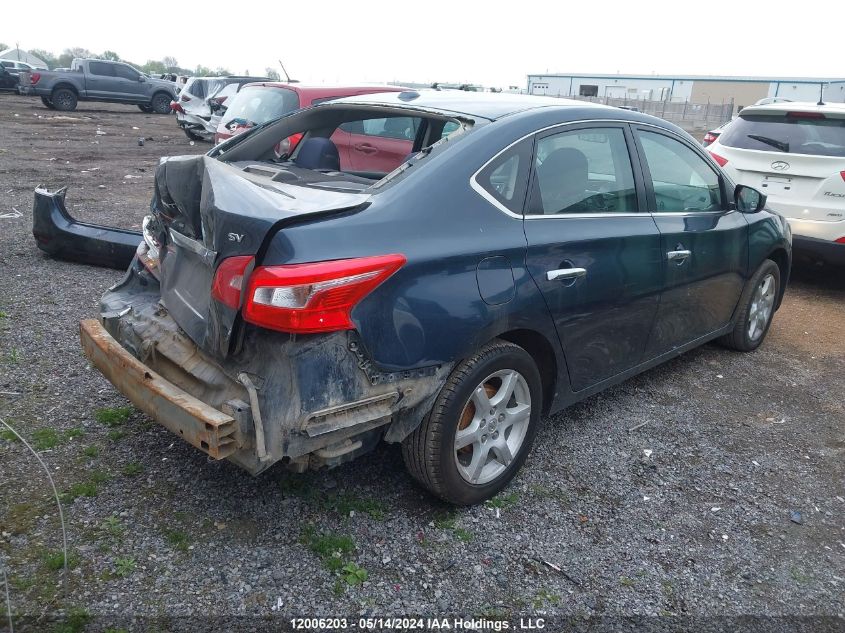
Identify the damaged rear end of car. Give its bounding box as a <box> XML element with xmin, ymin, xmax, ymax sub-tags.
<box><xmin>81</xmin><ymin>97</ymin><xmax>470</xmax><ymax>475</ymax></box>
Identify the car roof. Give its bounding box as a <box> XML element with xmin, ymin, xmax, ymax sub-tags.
<box><xmin>320</xmin><ymin>89</ymin><xmax>603</xmax><ymax>121</ymax></box>
<box><xmin>740</xmin><ymin>101</ymin><xmax>845</xmax><ymax>118</ymax></box>
<box><xmin>240</xmin><ymin>82</ymin><xmax>406</xmax><ymax>96</ymax></box>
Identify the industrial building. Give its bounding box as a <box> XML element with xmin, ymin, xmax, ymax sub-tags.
<box><xmin>527</xmin><ymin>73</ymin><xmax>845</xmax><ymax>112</ymax></box>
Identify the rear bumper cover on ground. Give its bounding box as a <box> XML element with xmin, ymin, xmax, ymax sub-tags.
<box><xmin>792</xmin><ymin>235</ymin><xmax>845</xmax><ymax>266</ymax></box>
<box><xmin>32</xmin><ymin>186</ymin><xmax>141</xmax><ymax>269</ymax></box>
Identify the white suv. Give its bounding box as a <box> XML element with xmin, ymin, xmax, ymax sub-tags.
<box><xmin>707</xmin><ymin>102</ymin><xmax>845</xmax><ymax>265</ymax></box>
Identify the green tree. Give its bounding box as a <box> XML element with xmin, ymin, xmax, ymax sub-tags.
<box><xmin>213</xmin><ymin>66</ymin><xmax>231</xmax><ymax>76</ymax></box>
<box><xmin>0</xmin><ymin>43</ymin><xmax>7</xmax><ymax>52</ymax></box>
<box><xmin>142</xmin><ymin>59</ymin><xmax>167</xmax><ymax>74</ymax></box>
<box><xmin>100</xmin><ymin>50</ymin><xmax>121</xmax><ymax>61</ymax></box>
<box><xmin>162</xmin><ymin>56</ymin><xmax>179</xmax><ymax>71</ymax></box>
<box><xmin>29</xmin><ymin>48</ymin><xmax>59</xmax><ymax>69</ymax></box>
<box><xmin>265</xmin><ymin>67</ymin><xmax>280</xmax><ymax>81</ymax></box>
<box><xmin>194</xmin><ymin>64</ymin><xmax>212</xmax><ymax>77</ymax></box>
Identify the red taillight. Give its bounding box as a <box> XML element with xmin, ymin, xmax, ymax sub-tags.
<box><xmin>709</xmin><ymin>151</ymin><xmax>728</xmax><ymax>167</ymax></box>
<box><xmin>170</xmin><ymin>101</ymin><xmax>184</xmax><ymax>113</ymax></box>
<box><xmin>702</xmin><ymin>132</ymin><xmax>717</xmax><ymax>146</ymax></box>
<box><xmin>242</xmin><ymin>254</ymin><xmax>406</xmax><ymax>334</ymax></box>
<box><xmin>835</xmin><ymin>237</ymin><xmax>845</xmax><ymax>244</ymax></box>
<box><xmin>180</xmin><ymin>94</ymin><xmax>190</xmax><ymax>102</ymax></box>
<box><xmin>29</xmin><ymin>72</ymin><xmax>41</xmax><ymax>85</ymax></box>
<box><xmin>211</xmin><ymin>256</ymin><xmax>253</xmax><ymax>309</ymax></box>
<box><xmin>276</xmin><ymin>132</ymin><xmax>304</xmax><ymax>158</ymax></box>
<box><xmin>840</xmin><ymin>171</ymin><xmax>845</xmax><ymax>182</ymax></box>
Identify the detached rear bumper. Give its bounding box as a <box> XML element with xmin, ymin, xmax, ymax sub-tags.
<box><xmin>33</xmin><ymin>186</ymin><xmax>141</xmax><ymax>269</ymax></box>
<box><xmin>80</xmin><ymin>318</ymin><xmax>244</xmax><ymax>460</ymax></box>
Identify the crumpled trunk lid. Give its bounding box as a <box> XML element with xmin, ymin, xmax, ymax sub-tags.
<box><xmin>151</xmin><ymin>155</ymin><xmax>370</xmax><ymax>357</ymax></box>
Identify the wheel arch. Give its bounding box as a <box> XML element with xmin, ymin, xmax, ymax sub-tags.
<box><xmin>766</xmin><ymin>247</ymin><xmax>790</xmax><ymax>309</ymax></box>
<box><xmin>495</xmin><ymin>328</ymin><xmax>558</xmax><ymax>416</ymax></box>
<box><xmin>51</xmin><ymin>82</ymin><xmax>78</xmax><ymax>96</ymax></box>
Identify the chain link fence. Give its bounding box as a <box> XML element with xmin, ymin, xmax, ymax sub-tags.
<box><xmin>567</xmin><ymin>95</ymin><xmax>734</xmax><ymax>132</ymax></box>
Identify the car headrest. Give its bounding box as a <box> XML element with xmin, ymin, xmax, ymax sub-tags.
<box><xmin>294</xmin><ymin>137</ymin><xmax>340</xmax><ymax>171</ymax></box>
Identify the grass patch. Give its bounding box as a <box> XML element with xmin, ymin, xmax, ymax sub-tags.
<box><xmin>165</xmin><ymin>529</ymin><xmax>190</xmax><ymax>552</ymax></box>
<box><xmin>122</xmin><ymin>461</ymin><xmax>143</xmax><ymax>477</ymax></box>
<box><xmin>114</xmin><ymin>556</ymin><xmax>136</xmax><ymax>577</ymax></box>
<box><xmin>95</xmin><ymin>406</ymin><xmax>133</xmax><ymax>427</ymax></box>
<box><xmin>52</xmin><ymin>607</ymin><xmax>90</xmax><ymax>633</ymax></box>
<box><xmin>101</xmin><ymin>515</ymin><xmax>124</xmax><ymax>538</ymax></box>
<box><xmin>0</xmin><ymin>428</ymin><xmax>20</xmax><ymax>442</ymax></box>
<box><xmin>452</xmin><ymin>527</ymin><xmax>474</xmax><ymax>542</ymax></box>
<box><xmin>43</xmin><ymin>550</ymin><xmax>79</xmax><ymax>571</ymax></box>
<box><xmin>4</xmin><ymin>348</ymin><xmax>20</xmax><ymax>364</ymax></box>
<box><xmin>433</xmin><ymin>512</ymin><xmax>457</xmax><ymax>530</ymax></box>
<box><xmin>61</xmin><ymin>482</ymin><xmax>98</xmax><ymax>503</ymax></box>
<box><xmin>300</xmin><ymin>526</ymin><xmax>356</xmax><ymax>572</ymax></box>
<box><xmin>619</xmin><ymin>576</ymin><xmax>635</xmax><ymax>587</ymax></box>
<box><xmin>532</xmin><ymin>589</ymin><xmax>561</xmax><ymax>608</ymax></box>
<box><xmin>107</xmin><ymin>429</ymin><xmax>127</xmax><ymax>441</ymax></box>
<box><xmin>341</xmin><ymin>562</ymin><xmax>368</xmax><ymax>586</ymax></box>
<box><xmin>65</xmin><ymin>427</ymin><xmax>85</xmax><ymax>440</ymax></box>
<box><xmin>486</xmin><ymin>491</ymin><xmax>519</xmax><ymax>509</ymax></box>
<box><xmin>32</xmin><ymin>428</ymin><xmax>61</xmax><ymax>450</ymax></box>
<box><xmin>331</xmin><ymin>493</ymin><xmax>388</xmax><ymax>521</ymax></box>
<box><xmin>82</xmin><ymin>445</ymin><xmax>99</xmax><ymax>458</ymax></box>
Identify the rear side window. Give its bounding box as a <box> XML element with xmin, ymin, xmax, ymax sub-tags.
<box><xmin>529</xmin><ymin>127</ymin><xmax>637</xmax><ymax>215</ymax></box>
<box><xmin>637</xmin><ymin>130</ymin><xmax>723</xmax><ymax>212</ymax></box>
<box><xmin>719</xmin><ymin>113</ymin><xmax>845</xmax><ymax>157</ymax></box>
<box><xmin>89</xmin><ymin>61</ymin><xmax>115</xmax><ymax>77</ymax></box>
<box><xmin>342</xmin><ymin>117</ymin><xmax>420</xmax><ymax>141</ymax></box>
<box><xmin>476</xmin><ymin>138</ymin><xmax>532</xmax><ymax>214</ymax></box>
<box><xmin>220</xmin><ymin>87</ymin><xmax>300</xmax><ymax>128</ymax></box>
<box><xmin>186</xmin><ymin>79</ymin><xmax>206</xmax><ymax>98</ymax></box>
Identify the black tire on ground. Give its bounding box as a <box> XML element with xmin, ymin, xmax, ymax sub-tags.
<box><xmin>401</xmin><ymin>339</ymin><xmax>543</xmax><ymax>505</ymax></box>
<box><xmin>150</xmin><ymin>92</ymin><xmax>171</xmax><ymax>114</ymax></box>
<box><xmin>40</xmin><ymin>96</ymin><xmax>56</xmax><ymax>109</ymax></box>
<box><xmin>138</xmin><ymin>104</ymin><xmax>154</xmax><ymax>113</ymax></box>
<box><xmin>183</xmin><ymin>128</ymin><xmax>205</xmax><ymax>142</ymax></box>
<box><xmin>51</xmin><ymin>87</ymin><xmax>77</xmax><ymax>112</ymax></box>
<box><xmin>718</xmin><ymin>259</ymin><xmax>781</xmax><ymax>352</ymax></box>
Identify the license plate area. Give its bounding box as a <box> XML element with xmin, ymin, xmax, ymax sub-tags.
<box><xmin>760</xmin><ymin>175</ymin><xmax>793</xmax><ymax>196</ymax></box>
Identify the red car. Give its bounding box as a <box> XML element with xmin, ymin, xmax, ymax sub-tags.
<box><xmin>214</xmin><ymin>83</ymin><xmax>410</xmax><ymax>171</ymax></box>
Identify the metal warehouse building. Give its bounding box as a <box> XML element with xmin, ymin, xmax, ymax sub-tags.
<box><xmin>527</xmin><ymin>73</ymin><xmax>845</xmax><ymax>111</ymax></box>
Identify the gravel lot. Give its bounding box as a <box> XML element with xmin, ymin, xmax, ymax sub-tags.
<box><xmin>0</xmin><ymin>94</ymin><xmax>843</xmax><ymax>631</ymax></box>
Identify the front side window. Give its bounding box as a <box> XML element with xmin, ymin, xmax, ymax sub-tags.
<box><xmin>637</xmin><ymin>130</ymin><xmax>723</xmax><ymax>212</ymax></box>
<box><xmin>221</xmin><ymin>86</ymin><xmax>300</xmax><ymax>128</ymax></box>
<box><xmin>529</xmin><ymin>127</ymin><xmax>637</xmax><ymax>215</ymax></box>
<box><xmin>114</xmin><ymin>64</ymin><xmax>139</xmax><ymax>81</ymax></box>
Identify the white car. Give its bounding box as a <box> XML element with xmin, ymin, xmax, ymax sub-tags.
<box><xmin>707</xmin><ymin>102</ymin><xmax>845</xmax><ymax>265</ymax></box>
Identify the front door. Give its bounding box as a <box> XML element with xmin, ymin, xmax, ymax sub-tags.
<box><xmin>523</xmin><ymin>124</ymin><xmax>664</xmax><ymax>392</ymax></box>
<box><xmin>632</xmin><ymin>127</ymin><xmax>748</xmax><ymax>355</ymax></box>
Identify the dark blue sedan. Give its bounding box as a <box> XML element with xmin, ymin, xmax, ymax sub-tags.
<box><xmin>74</xmin><ymin>90</ymin><xmax>791</xmax><ymax>504</ymax></box>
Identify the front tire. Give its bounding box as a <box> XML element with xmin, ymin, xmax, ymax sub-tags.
<box><xmin>402</xmin><ymin>339</ymin><xmax>542</xmax><ymax>505</ymax></box>
<box><xmin>51</xmin><ymin>87</ymin><xmax>77</xmax><ymax>112</ymax></box>
<box><xmin>719</xmin><ymin>259</ymin><xmax>780</xmax><ymax>352</ymax></box>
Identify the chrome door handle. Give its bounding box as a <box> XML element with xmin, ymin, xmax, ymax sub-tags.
<box><xmin>667</xmin><ymin>249</ymin><xmax>691</xmax><ymax>263</ymax></box>
<box><xmin>546</xmin><ymin>267</ymin><xmax>587</xmax><ymax>281</ymax></box>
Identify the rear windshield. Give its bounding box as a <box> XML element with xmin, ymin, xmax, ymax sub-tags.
<box><xmin>220</xmin><ymin>86</ymin><xmax>300</xmax><ymax>128</ymax></box>
<box><xmin>719</xmin><ymin>113</ymin><xmax>845</xmax><ymax>157</ymax></box>
<box><xmin>185</xmin><ymin>78</ymin><xmax>226</xmax><ymax>99</ymax></box>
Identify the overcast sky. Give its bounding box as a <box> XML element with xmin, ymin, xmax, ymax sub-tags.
<box><xmin>2</xmin><ymin>0</ymin><xmax>840</xmax><ymax>87</ymax></box>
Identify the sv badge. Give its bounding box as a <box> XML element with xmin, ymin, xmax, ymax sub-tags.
<box><xmin>227</xmin><ymin>232</ymin><xmax>245</xmax><ymax>243</ymax></box>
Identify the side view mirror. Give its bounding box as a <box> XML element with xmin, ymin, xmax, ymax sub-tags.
<box><xmin>735</xmin><ymin>184</ymin><xmax>766</xmax><ymax>213</ymax></box>
<box><xmin>138</xmin><ymin>75</ymin><xmax>146</xmax><ymax>82</ymax></box>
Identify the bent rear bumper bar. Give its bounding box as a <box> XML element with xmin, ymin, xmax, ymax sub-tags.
<box><xmin>33</xmin><ymin>186</ymin><xmax>140</xmax><ymax>269</ymax></box>
<box><xmin>80</xmin><ymin>318</ymin><xmax>243</xmax><ymax>460</ymax></box>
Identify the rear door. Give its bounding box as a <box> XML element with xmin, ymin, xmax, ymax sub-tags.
<box><xmin>521</xmin><ymin>123</ymin><xmax>663</xmax><ymax>392</ymax></box>
<box><xmin>632</xmin><ymin>127</ymin><xmax>748</xmax><ymax>355</ymax></box>
<box><xmin>86</xmin><ymin>61</ymin><xmax>118</xmax><ymax>99</ymax></box>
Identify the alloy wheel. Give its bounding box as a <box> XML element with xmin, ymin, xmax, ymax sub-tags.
<box><xmin>748</xmin><ymin>273</ymin><xmax>776</xmax><ymax>341</ymax></box>
<box><xmin>454</xmin><ymin>369</ymin><xmax>531</xmax><ymax>485</ymax></box>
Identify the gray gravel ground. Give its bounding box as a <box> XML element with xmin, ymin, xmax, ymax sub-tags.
<box><xmin>0</xmin><ymin>95</ymin><xmax>843</xmax><ymax>632</ymax></box>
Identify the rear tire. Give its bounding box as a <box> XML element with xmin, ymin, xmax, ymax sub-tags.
<box><xmin>138</xmin><ymin>104</ymin><xmax>154</xmax><ymax>113</ymax></box>
<box><xmin>719</xmin><ymin>259</ymin><xmax>780</xmax><ymax>352</ymax></box>
<box><xmin>402</xmin><ymin>339</ymin><xmax>542</xmax><ymax>505</ymax></box>
<box><xmin>41</xmin><ymin>96</ymin><xmax>56</xmax><ymax>109</ymax></box>
<box><xmin>51</xmin><ymin>87</ymin><xmax>77</xmax><ymax>112</ymax></box>
<box><xmin>150</xmin><ymin>92</ymin><xmax>171</xmax><ymax>114</ymax></box>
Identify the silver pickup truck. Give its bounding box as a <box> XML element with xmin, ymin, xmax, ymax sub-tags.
<box><xmin>18</xmin><ymin>58</ymin><xmax>176</xmax><ymax>113</ymax></box>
